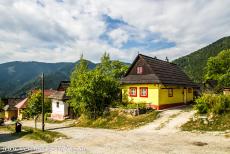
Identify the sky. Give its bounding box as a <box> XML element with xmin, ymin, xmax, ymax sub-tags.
<box><xmin>0</xmin><ymin>0</ymin><xmax>230</xmax><ymax>63</ymax></box>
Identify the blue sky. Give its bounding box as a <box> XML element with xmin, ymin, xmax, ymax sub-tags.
<box><xmin>0</xmin><ymin>0</ymin><xmax>230</xmax><ymax>63</ymax></box>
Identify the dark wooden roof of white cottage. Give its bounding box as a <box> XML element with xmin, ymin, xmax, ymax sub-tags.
<box><xmin>49</xmin><ymin>90</ymin><xmax>69</xmax><ymax>100</ymax></box>
<box><xmin>121</xmin><ymin>54</ymin><xmax>199</xmax><ymax>87</ymax></box>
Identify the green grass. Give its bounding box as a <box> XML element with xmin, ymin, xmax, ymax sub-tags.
<box><xmin>73</xmin><ymin>110</ymin><xmax>159</xmax><ymax>130</ymax></box>
<box><xmin>45</xmin><ymin>119</ymin><xmax>67</xmax><ymax>124</ymax></box>
<box><xmin>181</xmin><ymin>112</ymin><xmax>230</xmax><ymax>131</ymax></box>
<box><xmin>0</xmin><ymin>125</ymin><xmax>67</xmax><ymax>143</ymax></box>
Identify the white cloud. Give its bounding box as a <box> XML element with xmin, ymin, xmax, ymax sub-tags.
<box><xmin>0</xmin><ymin>0</ymin><xmax>229</xmax><ymax>63</ymax></box>
<box><xmin>108</xmin><ymin>28</ymin><xmax>129</xmax><ymax>48</ymax></box>
<box><xmin>96</xmin><ymin>0</ymin><xmax>230</xmax><ymax>57</ymax></box>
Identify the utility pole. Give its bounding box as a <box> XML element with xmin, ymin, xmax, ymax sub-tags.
<box><xmin>41</xmin><ymin>73</ymin><xmax>45</xmax><ymax>131</ymax></box>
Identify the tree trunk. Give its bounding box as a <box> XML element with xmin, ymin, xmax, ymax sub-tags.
<box><xmin>34</xmin><ymin>117</ymin><xmax>36</xmax><ymax>129</ymax></box>
<box><xmin>93</xmin><ymin>104</ymin><xmax>96</xmax><ymax>120</ymax></box>
<box><xmin>34</xmin><ymin>116</ymin><xmax>38</xmax><ymax>129</ymax></box>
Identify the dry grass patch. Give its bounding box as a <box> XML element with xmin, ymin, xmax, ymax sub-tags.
<box><xmin>74</xmin><ymin>110</ymin><xmax>159</xmax><ymax>130</ymax></box>
<box><xmin>181</xmin><ymin>112</ymin><xmax>230</xmax><ymax>131</ymax></box>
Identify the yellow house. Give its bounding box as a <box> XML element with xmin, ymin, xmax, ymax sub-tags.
<box><xmin>3</xmin><ymin>98</ymin><xmax>22</xmax><ymax>120</ymax></box>
<box><xmin>121</xmin><ymin>54</ymin><xmax>199</xmax><ymax>110</ymax></box>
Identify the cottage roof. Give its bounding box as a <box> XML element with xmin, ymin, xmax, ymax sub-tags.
<box><xmin>121</xmin><ymin>54</ymin><xmax>199</xmax><ymax>87</ymax></box>
<box><xmin>3</xmin><ymin>98</ymin><xmax>22</xmax><ymax>111</ymax></box>
<box><xmin>57</xmin><ymin>81</ymin><xmax>70</xmax><ymax>91</ymax></box>
<box><xmin>48</xmin><ymin>91</ymin><xmax>69</xmax><ymax>100</ymax></box>
<box><xmin>15</xmin><ymin>98</ymin><xmax>28</xmax><ymax>109</ymax></box>
<box><xmin>32</xmin><ymin>89</ymin><xmax>56</xmax><ymax>97</ymax></box>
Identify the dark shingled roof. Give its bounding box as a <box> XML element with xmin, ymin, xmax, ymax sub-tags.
<box><xmin>49</xmin><ymin>91</ymin><xmax>69</xmax><ymax>100</ymax></box>
<box><xmin>3</xmin><ymin>98</ymin><xmax>23</xmax><ymax>111</ymax></box>
<box><xmin>57</xmin><ymin>81</ymin><xmax>70</xmax><ymax>91</ymax></box>
<box><xmin>121</xmin><ymin>54</ymin><xmax>199</xmax><ymax>87</ymax></box>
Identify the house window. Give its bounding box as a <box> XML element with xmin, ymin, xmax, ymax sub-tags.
<box><xmin>129</xmin><ymin>87</ymin><xmax>137</xmax><ymax>97</ymax></box>
<box><xmin>188</xmin><ymin>88</ymin><xmax>192</xmax><ymax>93</ymax></box>
<box><xmin>137</xmin><ymin>66</ymin><xmax>143</xmax><ymax>74</ymax></box>
<box><xmin>140</xmin><ymin>87</ymin><xmax>148</xmax><ymax>97</ymax></box>
<box><xmin>168</xmin><ymin>88</ymin><xmax>173</xmax><ymax>97</ymax></box>
<box><xmin>56</xmin><ymin>102</ymin><xmax>59</xmax><ymax>108</ymax></box>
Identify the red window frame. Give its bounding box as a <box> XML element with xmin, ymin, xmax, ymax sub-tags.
<box><xmin>140</xmin><ymin>87</ymin><xmax>148</xmax><ymax>97</ymax></box>
<box><xmin>129</xmin><ymin>87</ymin><xmax>137</xmax><ymax>97</ymax></box>
<box><xmin>137</xmin><ymin>66</ymin><xmax>143</xmax><ymax>74</ymax></box>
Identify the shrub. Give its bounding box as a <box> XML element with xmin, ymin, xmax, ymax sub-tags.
<box><xmin>211</xmin><ymin>95</ymin><xmax>230</xmax><ymax>114</ymax></box>
<box><xmin>194</xmin><ymin>93</ymin><xmax>230</xmax><ymax>115</ymax></box>
<box><xmin>125</xmin><ymin>103</ymin><xmax>147</xmax><ymax>109</ymax></box>
<box><xmin>110</xmin><ymin>101</ymin><xmax>127</xmax><ymax>108</ymax></box>
<box><xmin>194</xmin><ymin>97</ymin><xmax>209</xmax><ymax>114</ymax></box>
<box><xmin>45</xmin><ymin>113</ymin><xmax>51</xmax><ymax>120</ymax></box>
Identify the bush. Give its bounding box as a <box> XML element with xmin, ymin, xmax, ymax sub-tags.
<box><xmin>181</xmin><ymin>112</ymin><xmax>230</xmax><ymax>131</ymax></box>
<box><xmin>45</xmin><ymin>113</ymin><xmax>51</xmax><ymax>120</ymax></box>
<box><xmin>194</xmin><ymin>93</ymin><xmax>230</xmax><ymax>114</ymax></box>
<box><xmin>110</xmin><ymin>101</ymin><xmax>127</xmax><ymax>108</ymax></box>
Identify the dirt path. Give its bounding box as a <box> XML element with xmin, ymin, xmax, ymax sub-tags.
<box><xmin>1</xmin><ymin>107</ymin><xmax>229</xmax><ymax>154</ymax></box>
<box><xmin>132</xmin><ymin>106</ymin><xmax>195</xmax><ymax>134</ymax></box>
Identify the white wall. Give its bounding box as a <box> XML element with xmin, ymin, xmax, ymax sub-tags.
<box><xmin>52</xmin><ymin>99</ymin><xmax>69</xmax><ymax>116</ymax></box>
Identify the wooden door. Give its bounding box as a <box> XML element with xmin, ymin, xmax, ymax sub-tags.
<box><xmin>183</xmin><ymin>88</ymin><xmax>187</xmax><ymax>104</ymax></box>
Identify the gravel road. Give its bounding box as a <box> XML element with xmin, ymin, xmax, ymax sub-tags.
<box><xmin>0</xmin><ymin>107</ymin><xmax>229</xmax><ymax>154</ymax></box>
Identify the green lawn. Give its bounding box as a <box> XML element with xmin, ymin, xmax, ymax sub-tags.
<box><xmin>181</xmin><ymin>112</ymin><xmax>230</xmax><ymax>131</ymax></box>
<box><xmin>0</xmin><ymin>125</ymin><xmax>67</xmax><ymax>143</ymax></box>
<box><xmin>73</xmin><ymin>110</ymin><xmax>159</xmax><ymax>130</ymax></box>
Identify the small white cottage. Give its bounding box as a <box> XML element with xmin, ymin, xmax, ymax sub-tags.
<box><xmin>49</xmin><ymin>91</ymin><xmax>69</xmax><ymax>120</ymax></box>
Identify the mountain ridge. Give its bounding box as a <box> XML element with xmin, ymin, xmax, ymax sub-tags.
<box><xmin>0</xmin><ymin>60</ymin><xmax>96</xmax><ymax>98</ymax></box>
<box><xmin>1</xmin><ymin>36</ymin><xmax>229</xmax><ymax>97</ymax></box>
<box><xmin>173</xmin><ymin>36</ymin><xmax>230</xmax><ymax>83</ymax></box>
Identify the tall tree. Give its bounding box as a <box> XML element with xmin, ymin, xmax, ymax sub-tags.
<box><xmin>67</xmin><ymin>55</ymin><xmax>90</xmax><ymax>117</ymax></box>
<box><xmin>23</xmin><ymin>91</ymin><xmax>51</xmax><ymax>128</ymax></box>
<box><xmin>111</xmin><ymin>60</ymin><xmax>129</xmax><ymax>79</ymax></box>
<box><xmin>67</xmin><ymin>53</ymin><xmax>128</xmax><ymax>119</ymax></box>
<box><xmin>205</xmin><ymin>49</ymin><xmax>230</xmax><ymax>90</ymax></box>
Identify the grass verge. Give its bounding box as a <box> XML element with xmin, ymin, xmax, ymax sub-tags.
<box><xmin>0</xmin><ymin>125</ymin><xmax>67</xmax><ymax>143</ymax></box>
<box><xmin>45</xmin><ymin>119</ymin><xmax>67</xmax><ymax>124</ymax></box>
<box><xmin>181</xmin><ymin>112</ymin><xmax>230</xmax><ymax>131</ymax></box>
<box><xmin>73</xmin><ymin>110</ymin><xmax>159</xmax><ymax>130</ymax></box>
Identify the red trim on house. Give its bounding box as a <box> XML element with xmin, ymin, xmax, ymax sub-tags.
<box><xmin>137</xmin><ymin>66</ymin><xmax>143</xmax><ymax>74</ymax></box>
<box><xmin>150</xmin><ymin>102</ymin><xmax>186</xmax><ymax>110</ymax></box>
<box><xmin>140</xmin><ymin>87</ymin><xmax>148</xmax><ymax>97</ymax></box>
<box><xmin>129</xmin><ymin>87</ymin><xmax>137</xmax><ymax>97</ymax></box>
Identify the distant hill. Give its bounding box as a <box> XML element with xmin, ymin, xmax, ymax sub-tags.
<box><xmin>1</xmin><ymin>36</ymin><xmax>229</xmax><ymax>97</ymax></box>
<box><xmin>173</xmin><ymin>36</ymin><xmax>230</xmax><ymax>83</ymax></box>
<box><xmin>0</xmin><ymin>61</ymin><xmax>96</xmax><ymax>98</ymax></box>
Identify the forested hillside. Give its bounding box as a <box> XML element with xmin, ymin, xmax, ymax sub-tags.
<box><xmin>0</xmin><ymin>61</ymin><xmax>96</xmax><ymax>97</ymax></box>
<box><xmin>173</xmin><ymin>36</ymin><xmax>230</xmax><ymax>83</ymax></box>
<box><xmin>1</xmin><ymin>36</ymin><xmax>229</xmax><ymax>97</ymax></box>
